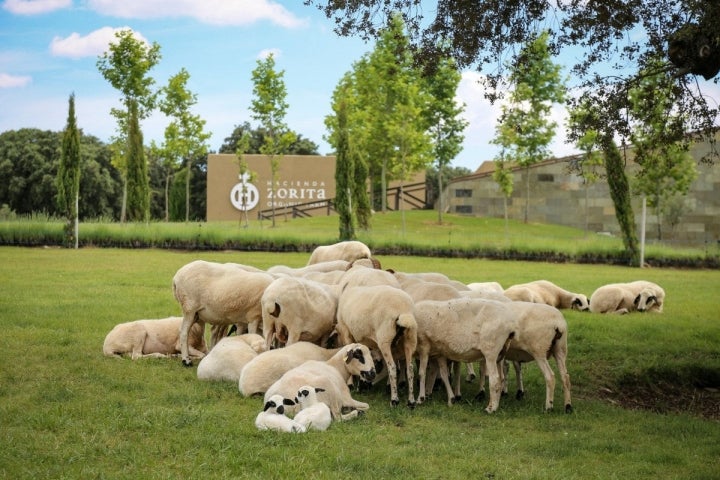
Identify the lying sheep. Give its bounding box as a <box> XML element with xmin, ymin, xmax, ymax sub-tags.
<box><xmin>307</xmin><ymin>240</ymin><xmax>372</xmax><ymax>265</ymax></box>
<box><xmin>478</xmin><ymin>301</ymin><xmax>573</xmax><ymax>413</ymax></box>
<box><xmin>264</xmin><ymin>343</ymin><xmax>376</xmax><ymax>420</ymax></box>
<box><xmin>239</xmin><ymin>342</ymin><xmax>340</xmax><ymax>397</ymax></box>
<box><xmin>293</xmin><ymin>386</ymin><xmax>332</xmax><ymax>431</ymax></box>
<box><xmin>336</xmin><ymin>285</ymin><xmax>418</xmax><ymax>408</ymax></box>
<box><xmin>589</xmin><ymin>280</ymin><xmax>665</xmax><ymax>314</ymax></box>
<box><xmin>196</xmin><ymin>334</ymin><xmax>267</xmax><ymax>382</ymax></box>
<box><xmin>254</xmin><ymin>394</ymin><xmax>306</xmax><ymax>433</ymax></box>
<box><xmin>504</xmin><ymin>280</ymin><xmax>589</xmax><ymax>311</ymax></box>
<box><xmin>261</xmin><ymin>276</ymin><xmax>340</xmax><ymax>349</ymax></box>
<box><xmin>103</xmin><ymin>316</ymin><xmax>207</xmax><ymax>360</ymax></box>
<box><xmin>172</xmin><ymin>260</ymin><xmax>275</xmax><ymax>366</ymax></box>
<box><xmin>413</xmin><ymin>298</ymin><xmax>518</xmax><ymax>413</ymax></box>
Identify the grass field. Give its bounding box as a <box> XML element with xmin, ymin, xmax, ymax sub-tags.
<box><xmin>1</xmin><ymin>246</ymin><xmax>719</xmax><ymax>479</ymax></box>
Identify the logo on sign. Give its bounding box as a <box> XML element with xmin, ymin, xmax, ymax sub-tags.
<box><xmin>230</xmin><ymin>173</ymin><xmax>259</xmax><ymax>211</ymax></box>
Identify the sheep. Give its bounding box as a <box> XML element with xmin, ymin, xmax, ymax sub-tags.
<box><xmin>467</xmin><ymin>281</ymin><xmax>504</xmax><ymax>295</ymax></box>
<box><xmin>254</xmin><ymin>394</ymin><xmax>306</xmax><ymax>433</ymax></box>
<box><xmin>172</xmin><ymin>260</ymin><xmax>275</xmax><ymax>366</ymax></box>
<box><xmin>412</xmin><ymin>298</ymin><xmax>518</xmax><ymax>413</ymax></box>
<box><xmin>261</xmin><ymin>276</ymin><xmax>340</xmax><ymax>349</ymax></box>
<box><xmin>264</xmin><ymin>343</ymin><xmax>376</xmax><ymax>420</ymax></box>
<box><xmin>103</xmin><ymin>316</ymin><xmax>207</xmax><ymax>360</ymax></box>
<box><xmin>196</xmin><ymin>334</ymin><xmax>267</xmax><ymax>382</ymax></box>
<box><xmin>239</xmin><ymin>342</ymin><xmax>340</xmax><ymax>397</ymax></box>
<box><xmin>589</xmin><ymin>280</ymin><xmax>665</xmax><ymax>314</ymax></box>
<box><xmin>293</xmin><ymin>386</ymin><xmax>333</xmax><ymax>431</ymax></box>
<box><xmin>390</xmin><ymin>270</ymin><xmax>470</xmax><ymax>291</ymax></box>
<box><xmin>504</xmin><ymin>280</ymin><xmax>590</xmax><ymax>311</ymax></box>
<box><xmin>307</xmin><ymin>240</ymin><xmax>372</xmax><ymax>265</ymax></box>
<box><xmin>267</xmin><ymin>260</ymin><xmax>351</xmax><ymax>277</ymax></box>
<box><xmin>336</xmin><ymin>285</ymin><xmax>418</xmax><ymax>408</ymax></box>
<box><xmin>338</xmin><ymin>263</ymin><xmax>401</xmax><ymax>290</ymax></box>
<box><xmin>477</xmin><ymin>301</ymin><xmax>573</xmax><ymax>413</ymax></box>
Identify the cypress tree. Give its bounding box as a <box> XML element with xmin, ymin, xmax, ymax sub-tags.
<box><xmin>126</xmin><ymin>101</ymin><xmax>149</xmax><ymax>222</ymax></box>
<box><xmin>57</xmin><ymin>93</ymin><xmax>81</xmax><ymax>248</ymax></box>
<box><xmin>335</xmin><ymin>98</ymin><xmax>355</xmax><ymax>240</ymax></box>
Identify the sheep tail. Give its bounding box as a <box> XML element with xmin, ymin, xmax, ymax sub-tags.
<box><xmin>547</xmin><ymin>327</ymin><xmax>563</xmax><ymax>359</ymax></box>
<box><xmin>392</xmin><ymin>313</ymin><xmax>418</xmax><ymax>348</ymax></box>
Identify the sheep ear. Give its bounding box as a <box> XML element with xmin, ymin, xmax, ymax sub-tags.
<box><xmin>344</xmin><ymin>349</ymin><xmax>354</xmax><ymax>364</ymax></box>
<box><xmin>386</xmin><ymin>268</ymin><xmax>396</xmax><ymax>274</ymax></box>
<box><xmin>315</xmin><ymin>387</ymin><xmax>325</xmax><ymax>393</ymax></box>
<box><xmin>283</xmin><ymin>398</ymin><xmax>295</xmax><ymax>406</ymax></box>
<box><xmin>263</xmin><ymin>401</ymin><xmax>274</xmax><ymax>412</ymax></box>
<box><xmin>648</xmin><ymin>295</ymin><xmax>657</xmax><ymax>304</ymax></box>
<box><xmin>634</xmin><ymin>294</ymin><xmax>641</xmax><ymax>306</ymax></box>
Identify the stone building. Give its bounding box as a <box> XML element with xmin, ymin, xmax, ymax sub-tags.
<box><xmin>443</xmin><ymin>138</ymin><xmax>719</xmax><ymax>246</ymax></box>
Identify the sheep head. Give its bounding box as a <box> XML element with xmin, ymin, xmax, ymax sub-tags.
<box><xmin>343</xmin><ymin>344</ymin><xmax>376</xmax><ymax>382</ymax></box>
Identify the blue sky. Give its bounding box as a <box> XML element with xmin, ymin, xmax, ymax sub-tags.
<box><xmin>5</xmin><ymin>1</ymin><xmax>713</xmax><ymax>172</ymax></box>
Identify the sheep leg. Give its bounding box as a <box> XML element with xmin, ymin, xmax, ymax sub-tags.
<box><xmin>436</xmin><ymin>357</ymin><xmax>456</xmax><ymax>405</ymax></box>
<box><xmin>179</xmin><ymin>312</ymin><xmax>196</xmax><ymax>366</ymax></box>
<box><xmin>377</xmin><ymin>342</ymin><xmax>399</xmax><ymax>407</ymax></box>
<box><xmin>475</xmin><ymin>361</ymin><xmax>486</xmax><ymax>401</ymax></box>
<box><xmin>483</xmin><ymin>357</ymin><xmax>503</xmax><ymax>413</ymax></box>
<box><xmin>512</xmin><ymin>361</ymin><xmax>524</xmax><ymax>400</ymax></box>
<box><xmin>451</xmin><ymin>361</ymin><xmax>462</xmax><ymax>401</ymax></box>
<box><xmin>553</xmin><ymin>349</ymin><xmax>573</xmax><ymax>413</ymax></box>
<box><xmin>417</xmin><ymin>351</ymin><xmax>430</xmax><ymax>404</ymax></box>
<box><xmin>402</xmin><ymin>338</ymin><xmax>416</xmax><ymax>408</ymax></box>
<box><xmin>534</xmin><ymin>357</ymin><xmax>557</xmax><ymax>411</ymax></box>
<box><xmin>465</xmin><ymin>362</ymin><xmax>477</xmax><ymax>382</ymax></box>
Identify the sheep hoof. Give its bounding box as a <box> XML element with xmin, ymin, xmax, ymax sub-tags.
<box><xmin>407</xmin><ymin>400</ymin><xmax>416</xmax><ymax>409</ymax></box>
<box><xmin>565</xmin><ymin>404</ymin><xmax>573</xmax><ymax>414</ymax></box>
<box><xmin>417</xmin><ymin>396</ymin><xmax>425</xmax><ymax>405</ymax></box>
<box><xmin>474</xmin><ymin>392</ymin><xmax>486</xmax><ymax>402</ymax></box>
<box><xmin>391</xmin><ymin>399</ymin><xmax>399</xmax><ymax>407</ymax></box>
<box><xmin>515</xmin><ymin>390</ymin><xmax>525</xmax><ymax>401</ymax></box>
<box><xmin>455</xmin><ymin>395</ymin><xmax>462</xmax><ymax>403</ymax></box>
<box><xmin>182</xmin><ymin>359</ymin><xmax>193</xmax><ymax>367</ymax></box>
<box><xmin>465</xmin><ymin>373</ymin><xmax>476</xmax><ymax>383</ymax></box>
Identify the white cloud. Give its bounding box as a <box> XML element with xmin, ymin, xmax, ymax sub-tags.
<box><xmin>2</xmin><ymin>0</ymin><xmax>70</xmax><ymax>15</ymax></box>
<box><xmin>50</xmin><ymin>27</ymin><xmax>149</xmax><ymax>59</ymax></box>
<box><xmin>86</xmin><ymin>0</ymin><xmax>306</xmax><ymax>27</ymax></box>
<box><xmin>257</xmin><ymin>48</ymin><xmax>281</xmax><ymax>60</ymax></box>
<box><xmin>0</xmin><ymin>72</ymin><xmax>32</xmax><ymax>88</ymax></box>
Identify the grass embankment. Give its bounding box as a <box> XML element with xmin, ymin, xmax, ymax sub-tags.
<box><xmin>1</xmin><ymin>210</ymin><xmax>717</xmax><ymax>266</ymax></box>
<box><xmin>1</xmin><ymin>247</ymin><xmax>718</xmax><ymax>479</ymax></box>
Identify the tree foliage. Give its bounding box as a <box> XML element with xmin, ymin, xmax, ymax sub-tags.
<box><xmin>219</xmin><ymin>122</ymin><xmax>319</xmax><ymax>155</ymax></box>
<box><xmin>57</xmin><ymin>93</ymin><xmax>82</xmax><ymax>248</ymax></box>
<box><xmin>125</xmin><ymin>102</ymin><xmax>149</xmax><ymax>222</ymax></box>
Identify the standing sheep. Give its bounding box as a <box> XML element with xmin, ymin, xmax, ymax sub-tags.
<box><xmin>589</xmin><ymin>280</ymin><xmax>665</xmax><ymax>314</ymax></box>
<box><xmin>336</xmin><ymin>285</ymin><xmax>418</xmax><ymax>408</ymax></box>
<box><xmin>172</xmin><ymin>260</ymin><xmax>274</xmax><ymax>366</ymax></box>
<box><xmin>196</xmin><ymin>333</ymin><xmax>267</xmax><ymax>382</ymax></box>
<box><xmin>306</xmin><ymin>240</ymin><xmax>372</xmax><ymax>265</ymax></box>
<box><xmin>103</xmin><ymin>316</ymin><xmax>207</xmax><ymax>360</ymax></box>
<box><xmin>504</xmin><ymin>280</ymin><xmax>590</xmax><ymax>311</ymax></box>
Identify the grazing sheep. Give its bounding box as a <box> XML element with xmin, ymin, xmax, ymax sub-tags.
<box><xmin>413</xmin><ymin>298</ymin><xmax>518</xmax><ymax>413</ymax></box>
<box><xmin>103</xmin><ymin>316</ymin><xmax>207</xmax><ymax>360</ymax></box>
<box><xmin>339</xmin><ymin>263</ymin><xmax>401</xmax><ymax>290</ymax></box>
<box><xmin>172</xmin><ymin>260</ymin><xmax>275</xmax><ymax>366</ymax></box>
<box><xmin>267</xmin><ymin>260</ymin><xmax>350</xmax><ymax>277</ymax></box>
<box><xmin>261</xmin><ymin>276</ymin><xmax>340</xmax><ymax>349</ymax></box>
<box><xmin>589</xmin><ymin>280</ymin><xmax>665</xmax><ymax>314</ymax></box>
<box><xmin>196</xmin><ymin>334</ymin><xmax>267</xmax><ymax>382</ymax></box>
<box><xmin>239</xmin><ymin>342</ymin><xmax>340</xmax><ymax>397</ymax></box>
<box><xmin>264</xmin><ymin>344</ymin><xmax>376</xmax><ymax>420</ymax></box>
<box><xmin>467</xmin><ymin>281</ymin><xmax>504</xmax><ymax>294</ymax></box>
<box><xmin>307</xmin><ymin>240</ymin><xmax>372</xmax><ymax>265</ymax></box>
<box><xmin>390</xmin><ymin>270</ymin><xmax>470</xmax><ymax>291</ymax></box>
<box><xmin>293</xmin><ymin>386</ymin><xmax>333</xmax><ymax>431</ymax></box>
<box><xmin>254</xmin><ymin>394</ymin><xmax>306</xmax><ymax>433</ymax></box>
<box><xmin>336</xmin><ymin>285</ymin><xmax>418</xmax><ymax>408</ymax></box>
<box><xmin>478</xmin><ymin>301</ymin><xmax>573</xmax><ymax>413</ymax></box>
<box><xmin>504</xmin><ymin>280</ymin><xmax>589</xmax><ymax>311</ymax></box>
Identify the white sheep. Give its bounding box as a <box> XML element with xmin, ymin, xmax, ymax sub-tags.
<box><xmin>196</xmin><ymin>333</ymin><xmax>267</xmax><ymax>382</ymax></box>
<box><xmin>589</xmin><ymin>280</ymin><xmax>665</xmax><ymax>314</ymax></box>
<box><xmin>336</xmin><ymin>285</ymin><xmax>418</xmax><ymax>408</ymax></box>
<box><xmin>172</xmin><ymin>260</ymin><xmax>275</xmax><ymax>366</ymax></box>
<box><xmin>504</xmin><ymin>280</ymin><xmax>590</xmax><ymax>311</ymax></box>
<box><xmin>413</xmin><ymin>298</ymin><xmax>518</xmax><ymax>413</ymax></box>
<box><xmin>477</xmin><ymin>301</ymin><xmax>573</xmax><ymax>413</ymax></box>
<box><xmin>390</xmin><ymin>270</ymin><xmax>470</xmax><ymax>291</ymax></box>
<box><xmin>293</xmin><ymin>385</ymin><xmax>333</xmax><ymax>431</ymax></box>
<box><xmin>264</xmin><ymin>343</ymin><xmax>376</xmax><ymax>420</ymax></box>
<box><xmin>254</xmin><ymin>394</ymin><xmax>306</xmax><ymax>433</ymax></box>
<box><xmin>261</xmin><ymin>276</ymin><xmax>340</xmax><ymax>349</ymax></box>
<box><xmin>267</xmin><ymin>260</ymin><xmax>350</xmax><ymax>277</ymax></box>
<box><xmin>239</xmin><ymin>341</ymin><xmax>340</xmax><ymax>397</ymax></box>
<box><xmin>103</xmin><ymin>316</ymin><xmax>207</xmax><ymax>360</ymax></box>
<box><xmin>306</xmin><ymin>240</ymin><xmax>372</xmax><ymax>265</ymax></box>
<box><xmin>338</xmin><ymin>263</ymin><xmax>401</xmax><ymax>290</ymax></box>
<box><xmin>467</xmin><ymin>281</ymin><xmax>504</xmax><ymax>294</ymax></box>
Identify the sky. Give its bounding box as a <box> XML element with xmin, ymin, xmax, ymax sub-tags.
<box><xmin>2</xmin><ymin>1</ymin><xmax>717</xmax><ymax>173</ymax></box>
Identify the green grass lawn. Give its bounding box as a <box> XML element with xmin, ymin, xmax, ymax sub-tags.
<box><xmin>0</xmin><ymin>246</ymin><xmax>718</xmax><ymax>479</ymax></box>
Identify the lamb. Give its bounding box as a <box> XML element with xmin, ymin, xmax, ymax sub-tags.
<box><xmin>589</xmin><ymin>280</ymin><xmax>665</xmax><ymax>314</ymax></box>
<box><xmin>172</xmin><ymin>260</ymin><xmax>275</xmax><ymax>366</ymax></box>
<box><xmin>261</xmin><ymin>276</ymin><xmax>340</xmax><ymax>349</ymax></box>
<box><xmin>477</xmin><ymin>301</ymin><xmax>573</xmax><ymax>413</ymax></box>
<box><xmin>254</xmin><ymin>394</ymin><xmax>306</xmax><ymax>433</ymax></box>
<box><xmin>293</xmin><ymin>386</ymin><xmax>333</xmax><ymax>431</ymax></box>
<box><xmin>264</xmin><ymin>343</ymin><xmax>376</xmax><ymax>420</ymax></box>
<box><xmin>239</xmin><ymin>341</ymin><xmax>340</xmax><ymax>397</ymax></box>
<box><xmin>412</xmin><ymin>298</ymin><xmax>518</xmax><ymax>413</ymax></box>
<box><xmin>307</xmin><ymin>240</ymin><xmax>372</xmax><ymax>265</ymax></box>
<box><xmin>196</xmin><ymin>333</ymin><xmax>267</xmax><ymax>382</ymax></box>
<box><xmin>336</xmin><ymin>285</ymin><xmax>418</xmax><ymax>408</ymax></box>
<box><xmin>103</xmin><ymin>316</ymin><xmax>207</xmax><ymax>360</ymax></box>
<box><xmin>504</xmin><ymin>280</ymin><xmax>590</xmax><ymax>311</ymax></box>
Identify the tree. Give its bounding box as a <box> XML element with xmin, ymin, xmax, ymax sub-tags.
<box><xmin>125</xmin><ymin>101</ymin><xmax>149</xmax><ymax>222</ymax></box>
<box><xmin>491</xmin><ymin>31</ymin><xmax>566</xmax><ymax>224</ymax></box>
<box><xmin>97</xmin><ymin>29</ymin><xmax>161</xmax><ymax>222</ymax></box>
<box><xmin>249</xmin><ymin>53</ymin><xmax>297</xmax><ymax>227</ymax></box>
<box><xmin>158</xmin><ymin>68</ymin><xmax>211</xmax><ymax>222</ymax></box>
<box><xmin>219</xmin><ymin>122</ymin><xmax>319</xmax><ymax>155</ymax></box>
<box><xmin>56</xmin><ymin>93</ymin><xmax>82</xmax><ymax>248</ymax></box>
<box><xmin>334</xmin><ymin>95</ymin><xmax>356</xmax><ymax>240</ymax></box>
<box><xmin>233</xmin><ymin>131</ymin><xmax>256</xmax><ymax>228</ymax></box>
<box><xmin>628</xmin><ymin>57</ymin><xmax>698</xmax><ymax>240</ymax></box>
<box><xmin>423</xmin><ymin>54</ymin><xmax>467</xmax><ymax>224</ymax></box>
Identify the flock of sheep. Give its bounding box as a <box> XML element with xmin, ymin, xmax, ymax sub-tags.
<box><xmin>103</xmin><ymin>240</ymin><xmax>666</xmax><ymax>432</ymax></box>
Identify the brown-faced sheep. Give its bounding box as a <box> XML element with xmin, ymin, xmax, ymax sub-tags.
<box><xmin>589</xmin><ymin>280</ymin><xmax>665</xmax><ymax>314</ymax></box>
<box><xmin>172</xmin><ymin>260</ymin><xmax>275</xmax><ymax>366</ymax></box>
<box><xmin>103</xmin><ymin>316</ymin><xmax>207</xmax><ymax>360</ymax></box>
<box><xmin>504</xmin><ymin>280</ymin><xmax>589</xmax><ymax>311</ymax></box>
